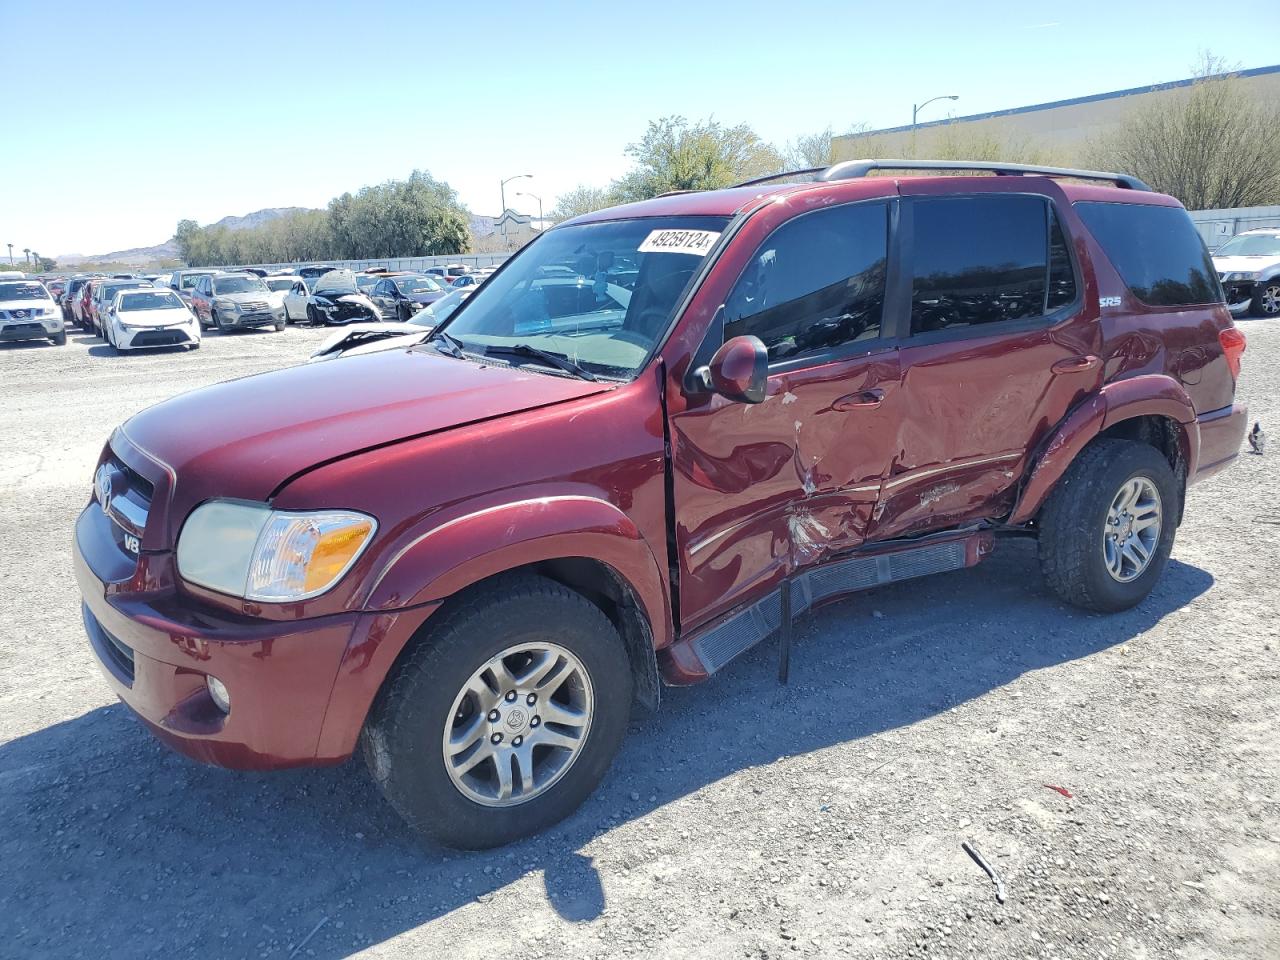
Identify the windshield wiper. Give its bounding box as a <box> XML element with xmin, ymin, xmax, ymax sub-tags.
<box><xmin>428</xmin><ymin>329</ymin><xmax>466</xmax><ymax>358</ymax></box>
<box><xmin>485</xmin><ymin>343</ymin><xmax>598</xmax><ymax>382</ymax></box>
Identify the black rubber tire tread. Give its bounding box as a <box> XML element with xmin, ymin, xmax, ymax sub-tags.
<box><xmin>1038</xmin><ymin>438</ymin><xmax>1178</xmax><ymax>613</ymax></box>
<box><xmin>362</xmin><ymin>573</ymin><xmax>632</xmax><ymax>849</ymax></box>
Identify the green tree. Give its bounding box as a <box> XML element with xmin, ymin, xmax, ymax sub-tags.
<box><xmin>549</xmin><ymin>184</ymin><xmax>615</xmax><ymax>223</ymax></box>
<box><xmin>611</xmin><ymin>116</ymin><xmax>785</xmax><ymax>202</ymax></box>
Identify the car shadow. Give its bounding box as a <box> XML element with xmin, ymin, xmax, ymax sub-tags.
<box><xmin>0</xmin><ymin>542</ymin><xmax>1214</xmax><ymax>957</ymax></box>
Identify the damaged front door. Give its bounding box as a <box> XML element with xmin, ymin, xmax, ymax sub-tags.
<box><xmin>668</xmin><ymin>198</ymin><xmax>903</xmax><ymax>634</ymax></box>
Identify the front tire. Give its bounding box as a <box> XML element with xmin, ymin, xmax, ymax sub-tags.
<box><xmin>1251</xmin><ymin>281</ymin><xmax>1280</xmax><ymax>318</ymax></box>
<box><xmin>1037</xmin><ymin>439</ymin><xmax>1179</xmax><ymax>612</ymax></box>
<box><xmin>362</xmin><ymin>574</ymin><xmax>633</xmax><ymax>849</ymax></box>
<box><xmin>51</xmin><ymin>329</ymin><xmax>67</xmax><ymax>346</ymax></box>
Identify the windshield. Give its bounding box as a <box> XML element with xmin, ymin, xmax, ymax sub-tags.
<box><xmin>398</xmin><ymin>276</ymin><xmax>442</xmax><ymax>294</ymax></box>
<box><xmin>0</xmin><ymin>282</ymin><xmax>49</xmax><ymax>301</ymax></box>
<box><xmin>180</xmin><ymin>272</ymin><xmax>213</xmax><ymax>290</ymax></box>
<box><xmin>438</xmin><ymin>216</ymin><xmax>726</xmax><ymax>379</ymax></box>
<box><xmin>119</xmin><ymin>291</ymin><xmax>184</xmax><ymax>311</ymax></box>
<box><xmin>213</xmin><ymin>276</ymin><xmax>269</xmax><ymax>295</ymax></box>
<box><xmin>1215</xmin><ymin>234</ymin><xmax>1280</xmax><ymax>257</ymax></box>
<box><xmin>265</xmin><ymin>278</ymin><xmax>295</xmax><ymax>292</ymax></box>
<box><xmin>355</xmin><ymin>275</ymin><xmax>379</xmax><ymax>289</ymax></box>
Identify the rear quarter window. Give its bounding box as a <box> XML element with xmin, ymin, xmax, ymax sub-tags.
<box><xmin>1074</xmin><ymin>201</ymin><xmax>1222</xmax><ymax>307</ymax></box>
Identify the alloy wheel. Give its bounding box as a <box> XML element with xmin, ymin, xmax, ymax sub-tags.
<box><xmin>442</xmin><ymin>641</ymin><xmax>593</xmax><ymax>808</ymax></box>
<box><xmin>1102</xmin><ymin>476</ymin><xmax>1162</xmax><ymax>582</ymax></box>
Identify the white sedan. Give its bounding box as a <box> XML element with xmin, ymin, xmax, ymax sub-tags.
<box><xmin>105</xmin><ymin>288</ymin><xmax>201</xmax><ymax>352</ymax></box>
<box><xmin>263</xmin><ymin>275</ymin><xmax>303</xmax><ymax>315</ymax></box>
<box><xmin>281</xmin><ymin>278</ymin><xmax>312</xmax><ymax>322</ymax></box>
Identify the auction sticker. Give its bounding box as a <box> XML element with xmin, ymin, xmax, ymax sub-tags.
<box><xmin>638</xmin><ymin>228</ymin><xmax>721</xmax><ymax>256</ymax></box>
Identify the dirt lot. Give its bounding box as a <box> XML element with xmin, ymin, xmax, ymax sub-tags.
<box><xmin>1</xmin><ymin>321</ymin><xmax>1277</xmax><ymax>960</ymax></box>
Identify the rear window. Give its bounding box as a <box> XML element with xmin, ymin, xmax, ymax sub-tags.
<box><xmin>1074</xmin><ymin>201</ymin><xmax>1222</xmax><ymax>307</ymax></box>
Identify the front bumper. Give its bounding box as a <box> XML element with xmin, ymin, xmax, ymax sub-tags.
<box><xmin>0</xmin><ymin>317</ymin><xmax>62</xmax><ymax>340</ymax></box>
<box><xmin>74</xmin><ymin>499</ymin><xmax>437</xmax><ymax>769</ymax></box>
<box><xmin>1222</xmin><ymin>280</ymin><xmax>1255</xmax><ymax>315</ymax></box>
<box><xmin>220</xmin><ymin>308</ymin><xmax>284</xmax><ymax>329</ymax></box>
<box><xmin>116</xmin><ymin>323</ymin><xmax>199</xmax><ymax>350</ymax></box>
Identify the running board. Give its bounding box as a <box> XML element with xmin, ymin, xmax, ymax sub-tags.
<box><xmin>665</xmin><ymin>531</ymin><xmax>993</xmax><ymax>682</ymax></box>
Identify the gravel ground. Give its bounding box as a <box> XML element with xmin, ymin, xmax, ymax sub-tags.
<box><xmin>0</xmin><ymin>321</ymin><xmax>1277</xmax><ymax>960</ymax></box>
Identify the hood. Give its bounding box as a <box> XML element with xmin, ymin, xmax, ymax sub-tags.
<box><xmin>313</xmin><ymin>269</ymin><xmax>359</xmax><ymax>296</ymax></box>
<box><xmin>1212</xmin><ymin>254</ymin><xmax>1280</xmax><ymax>274</ymax></box>
<box><xmin>118</xmin><ymin>306</ymin><xmax>193</xmax><ymax>327</ymax></box>
<box><xmin>115</xmin><ymin>347</ymin><xmax>610</xmax><ymax>549</ymax></box>
<box><xmin>216</xmin><ymin>290</ymin><xmax>271</xmax><ymax>304</ymax></box>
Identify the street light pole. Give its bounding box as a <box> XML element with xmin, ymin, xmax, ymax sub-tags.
<box><xmin>912</xmin><ymin>94</ymin><xmax>959</xmax><ymax>130</ymax></box>
<box><xmin>6</xmin><ymin>244</ymin><xmax>12</xmax><ymax>265</ymax></box>
<box><xmin>499</xmin><ymin>174</ymin><xmax>532</xmax><ymax>250</ymax></box>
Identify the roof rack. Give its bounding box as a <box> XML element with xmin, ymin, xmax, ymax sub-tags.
<box><xmin>732</xmin><ymin>167</ymin><xmax>827</xmax><ymax>189</ymax></box>
<box><xmin>818</xmin><ymin>159</ymin><xmax>1151</xmax><ymax>191</ymax></box>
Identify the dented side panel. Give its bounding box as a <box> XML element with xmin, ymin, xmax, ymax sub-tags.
<box><xmin>670</xmin><ymin>349</ymin><xmax>902</xmax><ymax>634</ymax></box>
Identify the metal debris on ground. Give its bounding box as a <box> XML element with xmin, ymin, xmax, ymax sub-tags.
<box><xmin>962</xmin><ymin>840</ymin><xmax>1007</xmax><ymax>904</ymax></box>
<box><xmin>1044</xmin><ymin>783</ymin><xmax>1074</xmax><ymax>798</ymax></box>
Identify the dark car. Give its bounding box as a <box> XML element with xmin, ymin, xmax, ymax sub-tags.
<box><xmin>297</xmin><ymin>265</ymin><xmax>339</xmax><ymax>281</ymax></box>
<box><xmin>307</xmin><ymin>270</ymin><xmax>381</xmax><ymax>325</ymax></box>
<box><xmin>367</xmin><ymin>273</ymin><xmax>448</xmax><ymax>321</ymax></box>
<box><xmin>75</xmin><ymin>159</ymin><xmax>1247</xmax><ymax>850</ymax></box>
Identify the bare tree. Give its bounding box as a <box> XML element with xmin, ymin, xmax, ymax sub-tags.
<box><xmin>1086</xmin><ymin>56</ymin><xmax>1280</xmax><ymax>209</ymax></box>
<box><xmin>786</xmin><ymin>124</ymin><xmax>870</xmax><ymax>168</ymax></box>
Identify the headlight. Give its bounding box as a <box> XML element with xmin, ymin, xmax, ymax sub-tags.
<box><xmin>1223</xmin><ymin>271</ymin><xmax>1261</xmax><ymax>282</ymax></box>
<box><xmin>176</xmin><ymin>500</ymin><xmax>376</xmax><ymax>601</ymax></box>
<box><xmin>40</xmin><ymin>306</ymin><xmax>58</xmax><ymax>317</ymax></box>
<box><xmin>215</xmin><ymin>299</ymin><xmax>241</xmax><ymax>312</ymax></box>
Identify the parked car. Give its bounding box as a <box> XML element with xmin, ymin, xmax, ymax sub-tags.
<box><xmin>46</xmin><ymin>278</ymin><xmax>68</xmax><ymax>302</ymax></box>
<box><xmin>1212</xmin><ymin>228</ymin><xmax>1280</xmax><ymax>318</ymax></box>
<box><xmin>425</xmin><ymin>264</ymin><xmax>471</xmax><ymax>281</ymax></box>
<box><xmin>449</xmin><ymin>273</ymin><xmax>483</xmax><ymax>289</ymax></box>
<box><xmin>169</xmin><ymin>269</ymin><xmax>218</xmax><ymax>306</ymax></box>
<box><xmin>297</xmin><ymin>265</ymin><xmax>338</xmax><ymax>281</ymax></box>
<box><xmin>299</xmin><ymin>269</ymin><xmax>381</xmax><ymax>325</ymax></box>
<box><xmin>64</xmin><ymin>275</ymin><xmax>101</xmax><ymax>327</ymax></box>
<box><xmin>262</xmin><ymin>275</ymin><xmax>302</xmax><ymax>314</ymax></box>
<box><xmin>190</xmin><ymin>273</ymin><xmax>286</xmax><ymax>332</ymax></box>
<box><xmin>368</xmin><ymin>273</ymin><xmax>448</xmax><ymax>321</ymax></box>
<box><xmin>92</xmin><ymin>279</ymin><xmax>154</xmax><ymax>337</ymax></box>
<box><xmin>0</xmin><ymin>279</ymin><xmax>65</xmax><ymax>345</ymax></box>
<box><xmin>79</xmin><ymin>279</ymin><xmax>104</xmax><ymax>331</ymax></box>
<box><xmin>281</xmin><ymin>277</ymin><xmax>312</xmax><ymax>323</ymax></box>
<box><xmin>73</xmin><ymin>159</ymin><xmax>1248</xmax><ymax>850</ymax></box>
<box><xmin>103</xmin><ymin>288</ymin><xmax>200</xmax><ymax>352</ymax></box>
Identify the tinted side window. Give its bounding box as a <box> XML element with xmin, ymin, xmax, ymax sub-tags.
<box><xmin>1047</xmin><ymin>207</ymin><xmax>1077</xmax><ymax>311</ymax></box>
<box><xmin>910</xmin><ymin>195</ymin><xmax>1056</xmax><ymax>334</ymax></box>
<box><xmin>1074</xmin><ymin>201</ymin><xmax>1222</xmax><ymax>306</ymax></box>
<box><xmin>723</xmin><ymin>202</ymin><xmax>888</xmax><ymax>362</ymax></box>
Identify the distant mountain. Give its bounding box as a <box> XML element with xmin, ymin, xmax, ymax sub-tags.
<box><xmin>61</xmin><ymin>207</ymin><xmax>493</xmax><ymax>267</ymax></box>
<box><xmin>59</xmin><ymin>207</ymin><xmax>315</xmax><ymax>266</ymax></box>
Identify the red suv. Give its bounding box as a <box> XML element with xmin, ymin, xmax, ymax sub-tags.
<box><xmin>74</xmin><ymin>160</ymin><xmax>1247</xmax><ymax>849</ymax></box>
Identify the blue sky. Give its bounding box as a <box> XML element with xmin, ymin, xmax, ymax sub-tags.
<box><xmin>3</xmin><ymin>0</ymin><xmax>1277</xmax><ymax>259</ymax></box>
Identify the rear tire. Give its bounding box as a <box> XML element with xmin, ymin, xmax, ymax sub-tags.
<box><xmin>362</xmin><ymin>574</ymin><xmax>633</xmax><ymax>850</ymax></box>
<box><xmin>1037</xmin><ymin>439</ymin><xmax>1179</xmax><ymax>612</ymax></box>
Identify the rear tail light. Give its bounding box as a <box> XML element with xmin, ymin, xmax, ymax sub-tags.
<box><xmin>1219</xmin><ymin>327</ymin><xmax>1246</xmax><ymax>379</ymax></box>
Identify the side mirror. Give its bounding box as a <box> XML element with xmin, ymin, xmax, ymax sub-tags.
<box><xmin>694</xmin><ymin>335</ymin><xmax>768</xmax><ymax>404</ymax></box>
